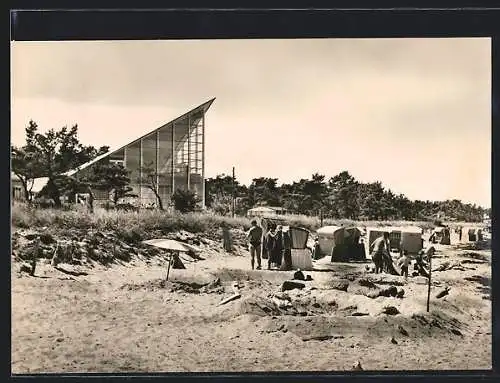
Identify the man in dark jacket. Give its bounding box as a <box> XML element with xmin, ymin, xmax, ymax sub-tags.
<box><xmin>246</xmin><ymin>220</ymin><xmax>263</xmax><ymax>270</ymax></box>
<box><xmin>280</xmin><ymin>228</ymin><xmax>293</xmax><ymax>271</ymax></box>
<box><xmin>273</xmin><ymin>225</ymin><xmax>285</xmax><ymax>269</ymax></box>
<box><xmin>312</xmin><ymin>237</ymin><xmax>321</xmax><ymax>260</ymax></box>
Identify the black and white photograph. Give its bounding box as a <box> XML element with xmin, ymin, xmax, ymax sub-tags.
<box><xmin>11</xmin><ymin>36</ymin><xmax>491</xmax><ymax>373</ymax></box>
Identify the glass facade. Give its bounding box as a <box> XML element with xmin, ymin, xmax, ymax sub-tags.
<box><xmin>71</xmin><ymin>99</ymin><xmax>213</xmax><ymax>208</ymax></box>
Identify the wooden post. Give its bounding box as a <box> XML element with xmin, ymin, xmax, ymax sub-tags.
<box><xmin>232</xmin><ymin>167</ymin><xmax>236</xmax><ymax>218</ymax></box>
<box><xmin>139</xmin><ymin>138</ymin><xmax>143</xmax><ymax>204</ymax></box>
<box><xmin>187</xmin><ymin>114</ymin><xmax>191</xmax><ymax>190</ymax></box>
<box><xmin>172</xmin><ymin>123</ymin><xmax>176</xmax><ymax>195</ymax></box>
<box><xmin>156</xmin><ymin>130</ymin><xmax>160</xmax><ymax>198</ymax></box>
<box><xmin>426</xmin><ymin>251</ymin><xmax>432</xmax><ymax>312</ymax></box>
<box><xmin>31</xmin><ymin>238</ymin><xmax>40</xmax><ymax>276</ymax></box>
<box><xmin>51</xmin><ymin>242</ymin><xmax>60</xmax><ymax>267</ymax></box>
<box><xmin>201</xmin><ymin>112</ymin><xmax>206</xmax><ymax>208</ymax></box>
<box><xmin>166</xmin><ymin>251</ymin><xmax>173</xmax><ymax>281</ymax></box>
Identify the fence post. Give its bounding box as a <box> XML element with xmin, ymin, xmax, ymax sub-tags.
<box><xmin>426</xmin><ymin>252</ymin><xmax>432</xmax><ymax>312</ymax></box>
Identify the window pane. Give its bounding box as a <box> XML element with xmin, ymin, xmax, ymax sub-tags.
<box><xmin>125</xmin><ymin>141</ymin><xmax>141</xmax><ymax>183</ymax></box>
<box><xmin>173</xmin><ymin>119</ymin><xmax>189</xmax><ymax>192</ymax></box>
<box><xmin>141</xmin><ymin>133</ymin><xmax>157</xmax><ymax>175</ymax></box>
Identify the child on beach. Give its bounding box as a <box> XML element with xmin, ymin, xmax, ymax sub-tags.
<box><xmin>398</xmin><ymin>250</ymin><xmax>411</xmax><ymax>279</ymax></box>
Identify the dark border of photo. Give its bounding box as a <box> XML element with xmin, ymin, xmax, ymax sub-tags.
<box><xmin>6</xmin><ymin>2</ymin><xmax>500</xmax><ymax>382</ymax></box>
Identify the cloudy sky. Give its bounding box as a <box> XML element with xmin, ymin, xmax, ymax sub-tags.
<box><xmin>11</xmin><ymin>38</ymin><xmax>491</xmax><ymax>207</ymax></box>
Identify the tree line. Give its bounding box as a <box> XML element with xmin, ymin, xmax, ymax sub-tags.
<box><xmin>11</xmin><ymin>121</ymin><xmax>198</xmax><ymax>212</ymax></box>
<box><xmin>205</xmin><ymin>172</ymin><xmax>489</xmax><ymax>222</ymax></box>
<box><xmin>12</xmin><ymin>121</ymin><xmax>489</xmax><ymax>221</ymax></box>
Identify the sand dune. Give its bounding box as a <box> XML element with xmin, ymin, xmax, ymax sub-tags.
<box><xmin>11</xmin><ymin>240</ymin><xmax>491</xmax><ymax>373</ymax></box>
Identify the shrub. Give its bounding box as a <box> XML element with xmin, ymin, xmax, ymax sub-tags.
<box><xmin>10</xmin><ymin>202</ymin><xmax>458</xmax><ymax>241</ymax></box>
<box><xmin>171</xmin><ymin>189</ymin><xmax>199</xmax><ymax>213</ymax></box>
<box><xmin>211</xmin><ymin>194</ymin><xmax>233</xmax><ymax>216</ymax></box>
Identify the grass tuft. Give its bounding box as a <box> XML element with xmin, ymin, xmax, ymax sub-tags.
<box><xmin>11</xmin><ymin>203</ymin><xmax>461</xmax><ymax>239</ymax></box>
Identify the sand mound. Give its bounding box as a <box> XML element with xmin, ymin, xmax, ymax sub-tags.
<box><xmin>235</xmin><ymin>289</ymin><xmax>340</xmax><ymax>318</ymax></box>
<box><xmin>363</xmin><ymin>274</ymin><xmax>406</xmax><ymax>286</ymax></box>
<box><xmin>464</xmin><ymin>275</ymin><xmax>490</xmax><ymax>287</ymax></box>
<box><xmin>261</xmin><ymin>309</ymin><xmax>467</xmax><ymax>342</ymax></box>
<box><xmin>463</xmin><ymin>275</ymin><xmax>491</xmax><ymax>300</ymax></box>
<box><xmin>210</xmin><ymin>268</ymin><xmax>291</xmax><ymax>285</ymax></box>
<box><xmin>237</xmin><ymin>295</ymin><xmax>283</xmax><ymax>317</ymax></box>
<box><xmin>11</xmin><ymin>226</ymin><xmax>242</xmax><ymax>270</ymax></box>
<box><xmin>459</xmin><ymin>251</ymin><xmax>490</xmax><ymax>263</ymax></box>
<box><xmin>120</xmin><ymin>277</ymin><xmax>225</xmax><ymax>294</ymax></box>
<box><xmin>458</xmin><ymin>241</ymin><xmax>491</xmax><ymax>251</ymax></box>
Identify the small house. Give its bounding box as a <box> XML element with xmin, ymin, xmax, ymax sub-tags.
<box><xmin>247</xmin><ymin>206</ymin><xmax>288</xmax><ymax>218</ymax></box>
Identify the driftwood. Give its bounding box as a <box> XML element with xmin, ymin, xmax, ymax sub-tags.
<box><xmin>351</xmin><ymin>312</ymin><xmax>369</xmax><ymax>317</ymax></box>
<box><xmin>54</xmin><ymin>265</ymin><xmax>88</xmax><ymax>276</ymax></box>
<box><xmin>302</xmin><ymin>335</ymin><xmax>334</xmax><ymax>342</ymax></box>
<box><xmin>217</xmin><ymin>282</ymin><xmax>242</xmax><ymax>306</ymax></box>
<box><xmin>218</xmin><ymin>293</ymin><xmax>241</xmax><ymax>306</ymax></box>
<box><xmin>433</xmin><ymin>261</ymin><xmax>476</xmax><ymax>272</ymax></box>
<box><xmin>435</xmin><ymin>287</ymin><xmax>451</xmax><ymax>299</ymax></box>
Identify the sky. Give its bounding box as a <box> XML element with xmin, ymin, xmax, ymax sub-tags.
<box><xmin>11</xmin><ymin>38</ymin><xmax>491</xmax><ymax>207</ymax></box>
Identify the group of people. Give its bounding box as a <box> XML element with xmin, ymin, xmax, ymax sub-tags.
<box><xmin>246</xmin><ymin>220</ymin><xmax>293</xmax><ymax>271</ymax></box>
<box><xmin>245</xmin><ymin>221</ymin><xmax>433</xmax><ymax>279</ymax></box>
<box><xmin>369</xmin><ymin>232</ymin><xmax>394</xmax><ymax>274</ymax></box>
<box><xmin>369</xmin><ymin>231</ymin><xmax>432</xmax><ymax>279</ymax></box>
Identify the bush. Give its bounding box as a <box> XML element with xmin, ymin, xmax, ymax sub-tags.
<box><xmin>171</xmin><ymin>189</ymin><xmax>199</xmax><ymax>213</ymax></box>
<box><xmin>11</xmin><ymin>203</ymin><xmax>251</xmax><ymax>238</ymax></box>
<box><xmin>11</xmin><ymin>202</ymin><xmax>459</xmax><ymax>243</ymax></box>
<box><xmin>210</xmin><ymin>194</ymin><xmax>233</xmax><ymax>216</ymax></box>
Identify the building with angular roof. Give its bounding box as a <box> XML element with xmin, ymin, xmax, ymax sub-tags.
<box><xmin>66</xmin><ymin>98</ymin><xmax>215</xmax><ymax>208</ymax></box>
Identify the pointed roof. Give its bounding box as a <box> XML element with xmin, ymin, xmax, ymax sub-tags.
<box><xmin>65</xmin><ymin>98</ymin><xmax>215</xmax><ymax>177</ymax></box>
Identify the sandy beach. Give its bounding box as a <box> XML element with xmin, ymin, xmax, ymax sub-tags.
<box><xmin>11</xmin><ymin>237</ymin><xmax>491</xmax><ymax>373</ymax></box>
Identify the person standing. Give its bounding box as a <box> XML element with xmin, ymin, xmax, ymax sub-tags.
<box><xmin>264</xmin><ymin>223</ymin><xmax>276</xmax><ymax>269</ymax></box>
<box><xmin>86</xmin><ymin>185</ymin><xmax>94</xmax><ymax>214</ymax></box>
<box><xmin>458</xmin><ymin>226</ymin><xmax>463</xmax><ymax>242</ymax></box>
<box><xmin>369</xmin><ymin>232</ymin><xmax>390</xmax><ymax>274</ymax></box>
<box><xmin>280</xmin><ymin>228</ymin><xmax>293</xmax><ymax>271</ymax></box>
<box><xmin>311</xmin><ymin>236</ymin><xmax>321</xmax><ymax>260</ymax></box>
<box><xmin>398</xmin><ymin>250</ymin><xmax>410</xmax><ymax>279</ymax></box>
<box><xmin>246</xmin><ymin>220</ymin><xmax>263</xmax><ymax>270</ymax></box>
<box><xmin>274</xmin><ymin>225</ymin><xmax>285</xmax><ymax>269</ymax></box>
<box><xmin>415</xmin><ymin>252</ymin><xmax>426</xmax><ymax>277</ymax></box>
<box><xmin>222</xmin><ymin>223</ymin><xmax>233</xmax><ymax>253</ymax></box>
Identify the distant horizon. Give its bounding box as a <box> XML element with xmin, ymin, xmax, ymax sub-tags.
<box><xmin>12</xmin><ymin>111</ymin><xmax>491</xmax><ymax>209</ymax></box>
<box><xmin>11</xmin><ymin>38</ymin><xmax>491</xmax><ymax>207</ymax></box>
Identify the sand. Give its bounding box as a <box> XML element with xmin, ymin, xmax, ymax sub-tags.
<box><xmin>11</xmin><ymin>239</ymin><xmax>491</xmax><ymax>373</ymax></box>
